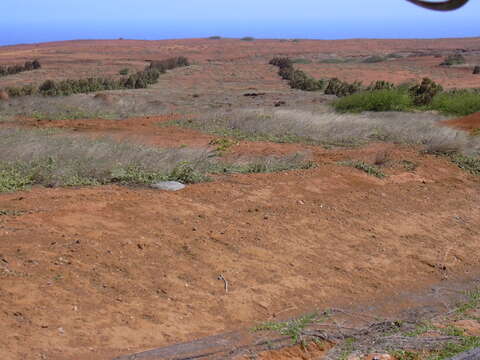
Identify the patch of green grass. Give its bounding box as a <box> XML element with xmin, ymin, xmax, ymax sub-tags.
<box><xmin>427</xmin><ymin>336</ymin><xmax>480</xmax><ymax>360</ymax></box>
<box><xmin>362</xmin><ymin>55</ymin><xmax>387</xmax><ymax>63</ymax></box>
<box><xmin>391</xmin><ymin>350</ymin><xmax>421</xmax><ymax>360</ymax></box>
<box><xmin>119</xmin><ymin>68</ymin><xmax>129</xmax><ymax>75</ymax></box>
<box><xmin>318</xmin><ymin>58</ymin><xmax>352</xmax><ymax>64</ymax></box>
<box><xmin>449</xmin><ymin>154</ymin><xmax>480</xmax><ymax>176</ymax></box>
<box><xmin>30</xmin><ymin>108</ymin><xmax>116</xmax><ymax>121</ymax></box>
<box><xmin>406</xmin><ymin>322</ymin><xmax>438</xmax><ymax>337</ymax></box>
<box><xmin>334</xmin><ymin>89</ymin><xmax>412</xmax><ymax>113</ymax></box>
<box><xmin>338</xmin><ymin>337</ymin><xmax>357</xmax><ymax>360</ymax></box>
<box><xmin>209</xmin><ymin>157</ymin><xmax>316</xmax><ymax>175</ymax></box>
<box><xmin>209</xmin><ymin>137</ymin><xmax>237</xmax><ymax>154</ymax></box>
<box><xmin>0</xmin><ymin>166</ymin><xmax>34</xmax><ymax>192</ymax></box>
<box><xmin>456</xmin><ymin>288</ymin><xmax>480</xmax><ymax>314</ymax></box>
<box><xmin>401</xmin><ymin>160</ymin><xmax>418</xmax><ymax>172</ymax></box>
<box><xmin>339</xmin><ymin>160</ymin><xmax>386</xmax><ymax>178</ymax></box>
<box><xmin>252</xmin><ymin>313</ymin><xmax>319</xmax><ymax>345</ymax></box>
<box><xmin>429</xmin><ymin>91</ymin><xmax>480</xmax><ymax>116</ymax></box>
<box><xmin>291</xmin><ymin>58</ymin><xmax>312</xmax><ymax>64</ymax></box>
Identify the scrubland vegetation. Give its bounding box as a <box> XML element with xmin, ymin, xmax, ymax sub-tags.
<box><xmin>0</xmin><ymin>59</ymin><xmax>41</xmax><ymax>77</ymax></box>
<box><xmin>269</xmin><ymin>57</ymin><xmax>480</xmax><ymax>116</ymax></box>
<box><xmin>0</xmin><ymin>128</ymin><xmax>313</xmax><ymax>192</ymax></box>
<box><xmin>1</xmin><ymin>57</ymin><xmax>189</xmax><ymax>98</ymax></box>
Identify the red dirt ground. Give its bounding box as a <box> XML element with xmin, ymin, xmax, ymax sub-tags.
<box><xmin>1</xmin><ymin>116</ymin><xmax>480</xmax><ymax>360</ymax></box>
<box><xmin>442</xmin><ymin>112</ymin><xmax>480</xmax><ymax>133</ymax></box>
<box><xmin>1</xmin><ymin>38</ymin><xmax>480</xmax><ymax>360</ymax></box>
<box><xmin>1</xmin><ymin>38</ymin><xmax>480</xmax><ymax>89</ymax></box>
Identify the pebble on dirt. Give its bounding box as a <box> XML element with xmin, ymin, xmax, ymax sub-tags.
<box><xmin>151</xmin><ymin>181</ymin><xmax>186</xmax><ymax>191</ymax></box>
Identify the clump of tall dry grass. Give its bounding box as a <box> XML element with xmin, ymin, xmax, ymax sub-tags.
<box><xmin>174</xmin><ymin>109</ymin><xmax>479</xmax><ymax>155</ymax></box>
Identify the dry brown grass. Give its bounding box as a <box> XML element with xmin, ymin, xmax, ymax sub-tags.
<box><xmin>0</xmin><ymin>128</ymin><xmax>313</xmax><ymax>191</ymax></box>
<box><xmin>178</xmin><ymin>109</ymin><xmax>480</xmax><ymax>155</ymax></box>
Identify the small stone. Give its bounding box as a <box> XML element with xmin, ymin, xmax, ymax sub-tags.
<box><xmin>366</xmin><ymin>354</ymin><xmax>393</xmax><ymax>360</ymax></box>
<box><xmin>151</xmin><ymin>181</ymin><xmax>186</xmax><ymax>191</ymax></box>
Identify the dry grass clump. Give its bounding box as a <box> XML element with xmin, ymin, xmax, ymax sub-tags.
<box><xmin>173</xmin><ymin>109</ymin><xmax>480</xmax><ymax>155</ymax></box>
<box><xmin>0</xmin><ymin>128</ymin><xmax>313</xmax><ymax>192</ymax></box>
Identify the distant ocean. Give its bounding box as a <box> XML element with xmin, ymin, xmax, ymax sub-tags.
<box><xmin>1</xmin><ymin>19</ymin><xmax>478</xmax><ymax>46</ymax></box>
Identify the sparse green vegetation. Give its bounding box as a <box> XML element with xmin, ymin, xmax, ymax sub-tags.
<box><xmin>409</xmin><ymin>78</ymin><xmax>443</xmax><ymax>106</ymax></box>
<box><xmin>430</xmin><ymin>91</ymin><xmax>480</xmax><ymax>116</ymax></box>
<box><xmin>291</xmin><ymin>58</ymin><xmax>312</xmax><ymax>64</ymax></box>
<box><xmin>362</xmin><ymin>55</ymin><xmax>386</xmax><ymax>63</ymax></box>
<box><xmin>0</xmin><ymin>128</ymin><xmax>314</xmax><ymax>192</ymax></box>
<box><xmin>324</xmin><ymin>78</ymin><xmax>362</xmax><ymax>97</ymax></box>
<box><xmin>339</xmin><ymin>160</ymin><xmax>386</xmax><ymax>178</ymax></box>
<box><xmin>119</xmin><ymin>68</ymin><xmax>129</xmax><ymax>75</ymax></box>
<box><xmin>334</xmin><ymin>89</ymin><xmax>412</xmax><ymax>112</ymax></box>
<box><xmin>2</xmin><ymin>56</ymin><xmax>190</xmax><ymax>98</ymax></box>
<box><xmin>240</xmin><ymin>36</ymin><xmax>255</xmax><ymax>41</ymax></box>
<box><xmin>440</xmin><ymin>53</ymin><xmax>466</xmax><ymax>66</ymax></box>
<box><xmin>252</xmin><ymin>313</ymin><xmax>319</xmax><ymax>345</ymax></box>
<box><xmin>207</xmin><ymin>35</ymin><xmax>222</xmax><ymax>40</ymax></box>
<box><xmin>0</xmin><ymin>59</ymin><xmax>41</xmax><ymax>77</ymax></box>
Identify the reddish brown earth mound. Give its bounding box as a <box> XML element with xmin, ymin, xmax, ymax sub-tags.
<box><xmin>442</xmin><ymin>112</ymin><xmax>480</xmax><ymax>133</ymax></box>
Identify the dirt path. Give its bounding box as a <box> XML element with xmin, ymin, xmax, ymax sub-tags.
<box><xmin>1</xmin><ymin>142</ymin><xmax>479</xmax><ymax>359</ymax></box>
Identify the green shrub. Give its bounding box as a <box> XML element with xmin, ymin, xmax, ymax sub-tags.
<box><xmin>366</xmin><ymin>80</ymin><xmax>395</xmax><ymax>91</ymax></box>
<box><xmin>208</xmin><ymin>36</ymin><xmax>222</xmax><ymax>40</ymax></box>
<box><xmin>1</xmin><ymin>56</ymin><xmax>186</xmax><ymax>98</ymax></box>
<box><xmin>148</xmin><ymin>56</ymin><xmax>190</xmax><ymax>72</ymax></box>
<box><xmin>430</xmin><ymin>91</ymin><xmax>480</xmax><ymax>116</ymax></box>
<box><xmin>289</xmin><ymin>70</ymin><xmax>324</xmax><ymax>91</ymax></box>
<box><xmin>269</xmin><ymin>57</ymin><xmax>293</xmax><ymax>69</ymax></box>
<box><xmin>334</xmin><ymin>89</ymin><xmax>412</xmax><ymax>113</ymax></box>
<box><xmin>409</xmin><ymin>78</ymin><xmax>443</xmax><ymax>106</ymax></box>
<box><xmin>473</xmin><ymin>66</ymin><xmax>480</xmax><ymax>75</ymax></box>
<box><xmin>440</xmin><ymin>54</ymin><xmax>466</xmax><ymax>66</ymax></box>
<box><xmin>0</xmin><ymin>59</ymin><xmax>41</xmax><ymax>78</ymax></box>
<box><xmin>325</xmin><ymin>78</ymin><xmax>363</xmax><ymax>97</ymax></box>
<box><xmin>119</xmin><ymin>68</ymin><xmax>129</xmax><ymax>75</ymax></box>
<box><xmin>240</xmin><ymin>36</ymin><xmax>255</xmax><ymax>41</ymax></box>
<box><xmin>362</xmin><ymin>55</ymin><xmax>386</xmax><ymax>63</ymax></box>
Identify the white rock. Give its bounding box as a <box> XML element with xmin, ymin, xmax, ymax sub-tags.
<box><xmin>151</xmin><ymin>181</ymin><xmax>186</xmax><ymax>191</ymax></box>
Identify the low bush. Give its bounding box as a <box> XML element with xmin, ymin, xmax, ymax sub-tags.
<box><xmin>362</xmin><ymin>55</ymin><xmax>386</xmax><ymax>63</ymax></box>
<box><xmin>208</xmin><ymin>36</ymin><xmax>222</xmax><ymax>40</ymax></box>
<box><xmin>430</xmin><ymin>91</ymin><xmax>480</xmax><ymax>116</ymax></box>
<box><xmin>0</xmin><ymin>59</ymin><xmax>41</xmax><ymax>77</ymax></box>
<box><xmin>269</xmin><ymin>57</ymin><xmax>293</xmax><ymax>69</ymax></box>
<box><xmin>339</xmin><ymin>160</ymin><xmax>386</xmax><ymax>178</ymax></box>
<box><xmin>473</xmin><ymin>66</ymin><xmax>480</xmax><ymax>75</ymax></box>
<box><xmin>119</xmin><ymin>68</ymin><xmax>129</xmax><ymax>75</ymax></box>
<box><xmin>366</xmin><ymin>80</ymin><xmax>395</xmax><ymax>91</ymax></box>
<box><xmin>240</xmin><ymin>36</ymin><xmax>255</xmax><ymax>41</ymax></box>
<box><xmin>148</xmin><ymin>56</ymin><xmax>190</xmax><ymax>72</ymax></box>
<box><xmin>409</xmin><ymin>77</ymin><xmax>443</xmax><ymax>106</ymax></box>
<box><xmin>334</xmin><ymin>89</ymin><xmax>412</xmax><ymax>113</ymax></box>
<box><xmin>440</xmin><ymin>54</ymin><xmax>466</xmax><ymax>66</ymax></box>
<box><xmin>325</xmin><ymin>78</ymin><xmax>363</xmax><ymax>97</ymax></box>
<box><xmin>2</xmin><ymin>56</ymin><xmax>189</xmax><ymax>98</ymax></box>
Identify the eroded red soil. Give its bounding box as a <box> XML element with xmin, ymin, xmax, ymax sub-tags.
<box><xmin>1</xmin><ymin>131</ymin><xmax>479</xmax><ymax>359</ymax></box>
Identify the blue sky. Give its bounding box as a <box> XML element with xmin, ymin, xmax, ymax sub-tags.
<box><xmin>1</xmin><ymin>0</ymin><xmax>479</xmax><ymax>46</ymax></box>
